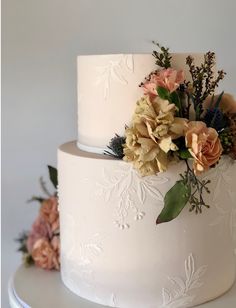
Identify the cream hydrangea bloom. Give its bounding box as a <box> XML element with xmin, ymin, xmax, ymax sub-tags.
<box><xmin>123</xmin><ymin>96</ymin><xmax>187</xmax><ymax>176</ymax></box>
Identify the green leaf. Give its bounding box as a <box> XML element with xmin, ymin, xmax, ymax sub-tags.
<box><xmin>210</xmin><ymin>91</ymin><xmax>224</xmax><ymax>128</ymax></box>
<box><xmin>156</xmin><ymin>180</ymin><xmax>191</xmax><ymax>224</ymax></box>
<box><xmin>169</xmin><ymin>91</ymin><xmax>182</xmax><ymax>116</ymax></box>
<box><xmin>24</xmin><ymin>254</ymin><xmax>34</xmax><ymax>267</ymax></box>
<box><xmin>48</xmin><ymin>165</ymin><xmax>58</xmax><ymax>189</ymax></box>
<box><xmin>27</xmin><ymin>196</ymin><xmax>45</xmax><ymax>203</ymax></box>
<box><xmin>178</xmin><ymin>149</ymin><xmax>192</xmax><ymax>159</ymax></box>
<box><xmin>157</xmin><ymin>86</ymin><xmax>169</xmax><ymax>100</ymax></box>
<box><xmin>195</xmin><ymin>104</ymin><xmax>201</xmax><ymax>120</ymax></box>
<box><xmin>15</xmin><ymin>232</ymin><xmax>29</xmax><ymax>253</ymax></box>
<box><xmin>209</xmin><ymin>94</ymin><xmax>215</xmax><ymax>109</ymax></box>
<box><xmin>214</xmin><ymin>91</ymin><xmax>224</xmax><ymax>109</ymax></box>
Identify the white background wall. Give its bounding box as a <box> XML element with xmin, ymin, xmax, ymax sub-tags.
<box><xmin>2</xmin><ymin>0</ymin><xmax>236</xmax><ymax>306</ymax></box>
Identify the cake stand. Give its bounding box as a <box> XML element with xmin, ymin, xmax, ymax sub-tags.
<box><xmin>8</xmin><ymin>265</ymin><xmax>236</xmax><ymax>308</ymax></box>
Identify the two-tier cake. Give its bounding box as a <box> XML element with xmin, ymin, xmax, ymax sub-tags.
<box><xmin>58</xmin><ymin>52</ymin><xmax>236</xmax><ymax>308</ymax></box>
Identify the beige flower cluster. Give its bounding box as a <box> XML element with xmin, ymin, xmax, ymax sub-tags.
<box><xmin>123</xmin><ymin>96</ymin><xmax>187</xmax><ymax>176</ymax></box>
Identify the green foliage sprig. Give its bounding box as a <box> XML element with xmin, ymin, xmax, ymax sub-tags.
<box><xmin>152</xmin><ymin>41</ymin><xmax>172</xmax><ymax>69</ymax></box>
<box><xmin>15</xmin><ymin>232</ymin><xmax>34</xmax><ymax>266</ymax></box>
<box><xmin>16</xmin><ymin>231</ymin><xmax>28</xmax><ymax>253</ymax></box>
<box><xmin>219</xmin><ymin>128</ymin><xmax>235</xmax><ymax>154</ymax></box>
<box><xmin>28</xmin><ymin>166</ymin><xmax>58</xmax><ymax>203</ymax></box>
<box><xmin>182</xmin><ymin>161</ymin><xmax>211</xmax><ymax>214</ymax></box>
<box><xmin>186</xmin><ymin>52</ymin><xmax>226</xmax><ymax>119</ymax></box>
<box><xmin>156</xmin><ymin>160</ymin><xmax>211</xmax><ymax>224</ymax></box>
<box><xmin>219</xmin><ymin>113</ymin><xmax>236</xmax><ymax>154</ymax></box>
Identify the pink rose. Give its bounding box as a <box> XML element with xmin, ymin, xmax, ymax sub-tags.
<box><xmin>185</xmin><ymin>121</ymin><xmax>223</xmax><ymax>174</ymax></box>
<box><xmin>40</xmin><ymin>197</ymin><xmax>59</xmax><ymax>233</ymax></box>
<box><xmin>142</xmin><ymin>68</ymin><xmax>184</xmax><ymax>96</ymax></box>
<box><xmin>32</xmin><ymin>238</ymin><xmax>60</xmax><ymax>270</ymax></box>
<box><xmin>26</xmin><ymin>216</ymin><xmax>52</xmax><ymax>253</ymax></box>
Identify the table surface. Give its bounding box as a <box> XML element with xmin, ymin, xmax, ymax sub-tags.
<box><xmin>8</xmin><ymin>265</ymin><xmax>236</xmax><ymax>308</ymax></box>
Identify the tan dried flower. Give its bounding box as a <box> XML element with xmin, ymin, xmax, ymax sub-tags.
<box><xmin>123</xmin><ymin>96</ymin><xmax>187</xmax><ymax>176</ymax></box>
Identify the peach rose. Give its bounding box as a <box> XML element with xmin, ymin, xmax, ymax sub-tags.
<box><xmin>32</xmin><ymin>238</ymin><xmax>60</xmax><ymax>270</ymax></box>
<box><xmin>26</xmin><ymin>216</ymin><xmax>52</xmax><ymax>253</ymax></box>
<box><xmin>142</xmin><ymin>68</ymin><xmax>184</xmax><ymax>96</ymax></box>
<box><xmin>185</xmin><ymin>121</ymin><xmax>223</xmax><ymax>174</ymax></box>
<box><xmin>40</xmin><ymin>197</ymin><xmax>59</xmax><ymax>233</ymax></box>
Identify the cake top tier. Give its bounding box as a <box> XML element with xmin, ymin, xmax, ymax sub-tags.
<box><xmin>77</xmin><ymin>53</ymin><xmax>206</xmax><ymax>154</ymax></box>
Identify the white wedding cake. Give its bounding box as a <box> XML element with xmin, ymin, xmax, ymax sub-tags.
<box><xmin>58</xmin><ymin>53</ymin><xmax>236</xmax><ymax>308</ymax></box>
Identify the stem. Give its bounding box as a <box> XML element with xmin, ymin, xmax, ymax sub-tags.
<box><xmin>183</xmin><ymin>159</ymin><xmax>210</xmax><ymax>213</ymax></box>
<box><xmin>39</xmin><ymin>177</ymin><xmax>52</xmax><ymax>197</ymax></box>
<box><xmin>186</xmin><ymin>93</ymin><xmax>191</xmax><ymax>119</ymax></box>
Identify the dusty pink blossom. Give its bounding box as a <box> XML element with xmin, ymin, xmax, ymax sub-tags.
<box><xmin>32</xmin><ymin>238</ymin><xmax>60</xmax><ymax>270</ymax></box>
<box><xmin>26</xmin><ymin>216</ymin><xmax>51</xmax><ymax>253</ymax></box>
<box><xmin>185</xmin><ymin>121</ymin><xmax>223</xmax><ymax>174</ymax></box>
<box><xmin>40</xmin><ymin>197</ymin><xmax>59</xmax><ymax>233</ymax></box>
<box><xmin>142</xmin><ymin>68</ymin><xmax>184</xmax><ymax>96</ymax></box>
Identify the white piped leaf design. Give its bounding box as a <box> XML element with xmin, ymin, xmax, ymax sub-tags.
<box><xmin>110</xmin><ymin>293</ymin><xmax>117</xmax><ymax>307</ymax></box>
<box><xmin>95</xmin><ymin>55</ymin><xmax>134</xmax><ymax>100</ymax></box>
<box><xmin>124</xmin><ymin>54</ymin><xmax>134</xmax><ymax>72</ymax></box>
<box><xmin>162</xmin><ymin>254</ymin><xmax>207</xmax><ymax>308</ymax></box>
<box><xmin>95</xmin><ymin>163</ymin><xmax>168</xmax><ymax>229</ymax></box>
<box><xmin>78</xmin><ymin>233</ymin><xmax>103</xmax><ymax>268</ymax></box>
<box><xmin>76</xmin><ymin>234</ymin><xmax>103</xmax><ymax>286</ymax></box>
<box><xmin>209</xmin><ymin>158</ymin><xmax>236</xmax><ymax>246</ymax></box>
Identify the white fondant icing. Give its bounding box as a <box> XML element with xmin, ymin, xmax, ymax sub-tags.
<box><xmin>77</xmin><ymin>140</ymin><xmax>106</xmax><ymax>155</ymax></box>
<box><xmin>58</xmin><ymin>142</ymin><xmax>236</xmax><ymax>308</ymax></box>
<box><xmin>77</xmin><ymin>53</ymin><xmax>206</xmax><ymax>150</ymax></box>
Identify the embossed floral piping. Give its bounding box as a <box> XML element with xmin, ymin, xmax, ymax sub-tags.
<box><xmin>63</xmin><ymin>232</ymin><xmax>103</xmax><ymax>285</ymax></box>
<box><xmin>209</xmin><ymin>158</ymin><xmax>236</xmax><ymax>242</ymax></box>
<box><xmin>162</xmin><ymin>253</ymin><xmax>207</xmax><ymax>308</ymax></box>
<box><xmin>110</xmin><ymin>293</ymin><xmax>117</xmax><ymax>307</ymax></box>
<box><xmin>78</xmin><ymin>233</ymin><xmax>103</xmax><ymax>267</ymax></box>
<box><xmin>95</xmin><ymin>54</ymin><xmax>134</xmax><ymax>100</ymax></box>
<box><xmin>95</xmin><ymin>163</ymin><xmax>168</xmax><ymax>229</ymax></box>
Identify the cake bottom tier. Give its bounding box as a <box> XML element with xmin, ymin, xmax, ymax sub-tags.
<box><xmin>58</xmin><ymin>141</ymin><xmax>236</xmax><ymax>308</ymax></box>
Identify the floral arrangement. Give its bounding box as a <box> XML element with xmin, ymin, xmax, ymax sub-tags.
<box><xmin>106</xmin><ymin>42</ymin><xmax>236</xmax><ymax>224</ymax></box>
<box><xmin>16</xmin><ymin>166</ymin><xmax>60</xmax><ymax>271</ymax></box>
